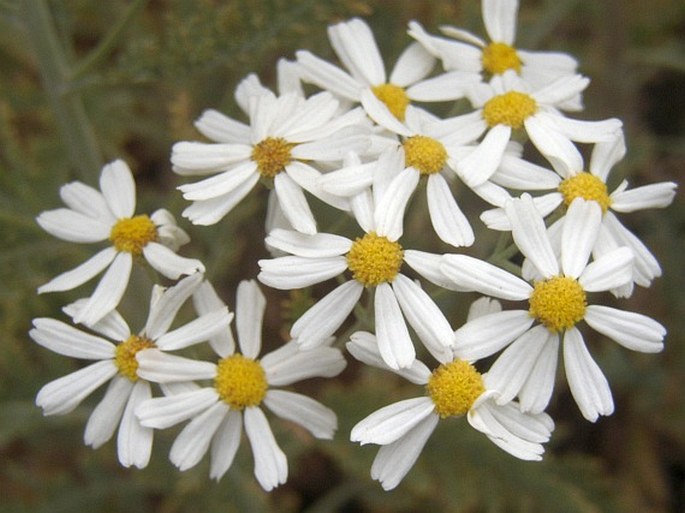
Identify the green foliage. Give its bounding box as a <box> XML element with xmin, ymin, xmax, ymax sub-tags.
<box><xmin>0</xmin><ymin>0</ymin><xmax>683</xmax><ymax>512</ymax></box>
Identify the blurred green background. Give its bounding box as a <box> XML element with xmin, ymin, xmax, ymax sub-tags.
<box><xmin>1</xmin><ymin>0</ymin><xmax>683</xmax><ymax>512</ymax></box>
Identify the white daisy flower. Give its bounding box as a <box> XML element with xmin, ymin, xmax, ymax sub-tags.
<box><xmin>408</xmin><ymin>0</ymin><xmax>580</xmax><ymax>98</ymax></box>
<box><xmin>319</xmin><ymin>101</ymin><xmax>488</xmax><ymax>247</ymax></box>
<box><xmin>442</xmin><ymin>69</ymin><xmax>622</xmax><ymax>188</ymax></box>
<box><xmin>30</xmin><ymin>273</ymin><xmax>231</xmax><ymax>468</ymax></box>
<box><xmin>441</xmin><ymin>195</ymin><xmax>667</xmax><ymax>421</ymax></box>
<box><xmin>296</xmin><ymin>17</ymin><xmax>481</xmax><ymax>121</ymax></box>
<box><xmin>36</xmin><ymin>159</ymin><xmax>204</xmax><ymax>326</ymax></box>
<box><xmin>347</xmin><ymin>330</ymin><xmax>554</xmax><ymax>491</ymax></box>
<box><xmin>172</xmin><ymin>89</ymin><xmax>369</xmax><ymax>232</ymax></box>
<box><xmin>259</xmin><ymin>179</ymin><xmax>457</xmax><ymax>369</ymax></box>
<box><xmin>480</xmin><ymin>132</ymin><xmax>678</xmax><ymax>296</ymax></box>
<box><xmin>135</xmin><ymin>280</ymin><xmax>346</xmax><ymax>491</ymax></box>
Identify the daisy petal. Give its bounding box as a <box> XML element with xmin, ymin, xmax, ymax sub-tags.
<box><xmin>561</xmin><ymin>198</ymin><xmax>603</xmax><ymax>278</ymax></box>
<box><xmin>374</xmin><ymin>169</ymin><xmax>418</xmax><ymax>241</ymax></box>
<box><xmin>441</xmin><ymin>254</ymin><xmax>532</xmax><ymax>300</ymax></box>
<box><xmin>375</xmin><ymin>282</ymin><xmax>415</xmax><ymax>369</ymax></box>
<box><xmin>457</xmin><ymin>124</ymin><xmax>511</xmax><ymax>187</ymax></box>
<box><xmin>84</xmin><ymin>375</ymin><xmax>133</xmax><ymax>448</ymax></box>
<box><xmin>136</xmin><ymin>350</ymin><xmax>217</xmax><ymax>383</ymax></box>
<box><xmin>390</xmin><ymin>42</ymin><xmax>435</xmax><ymax>86</ymax></box>
<box><xmin>145</xmin><ymin>272</ymin><xmax>204</xmax><ymax>339</ymax></box>
<box><xmin>181</xmin><ymin>172</ymin><xmax>259</xmax><ymax>225</ymax></box>
<box><xmin>518</xmin><ymin>334</ymin><xmax>559</xmax><ymax>414</ymax></box>
<box><xmin>264</xmin><ymin>390</ymin><xmax>337</xmax><ymax>439</ymax></box>
<box><xmin>584</xmin><ymin>305</ymin><xmax>665</xmax><ymax>353</ymax></box>
<box><xmin>36</xmin><ymin>208</ymin><xmax>111</xmax><ymax>243</ymax></box>
<box><xmin>100</xmin><ymin>160</ymin><xmax>136</xmax><ymax>218</ymax></box>
<box><xmin>427</xmin><ymin>174</ymin><xmax>474</xmax><ymax>247</ymax></box>
<box><xmin>209</xmin><ymin>410</ymin><xmax>242</xmax><ymax>480</ymax></box>
<box><xmin>258</xmin><ymin>255</ymin><xmax>347</xmax><ymax>289</ymax></box>
<box><xmin>578</xmin><ymin>247</ymin><xmax>633</xmax><ymax>292</ymax></box>
<box><xmin>38</xmin><ymin>247</ymin><xmax>117</xmax><ymax>294</ymax></box>
<box><xmin>274</xmin><ymin>172</ymin><xmax>316</xmax><ymax>235</ymax></box>
<box><xmin>482</xmin><ymin>0</ymin><xmax>518</xmax><ymax>44</ymax></box>
<box><xmin>135</xmin><ymin>388</ymin><xmax>219</xmax><ymax>429</ymax></box>
<box><xmin>170</xmin><ymin>401</ymin><xmax>229</xmax><ymax>471</ymax></box>
<box><xmin>117</xmin><ymin>380</ymin><xmax>153</xmax><ymax>468</ymax></box>
<box><xmin>177</xmin><ymin>161</ymin><xmax>257</xmax><ymax>201</ymax></box>
<box><xmin>262</xmin><ymin>342</ymin><xmax>346</xmax><ymax>386</ymax></box>
<box><xmin>453</xmin><ymin>310</ymin><xmax>535</xmax><ymax>360</ymax></box>
<box><xmin>236</xmin><ymin>280</ymin><xmax>266</xmax><ymax>358</ymax></box>
<box><xmin>155</xmin><ymin>308</ymin><xmax>232</xmax><ymax>351</ymax></box>
<box><xmin>265</xmin><ymin>229</ymin><xmax>352</xmax><ymax>258</ymax></box>
<box><xmin>244</xmin><ymin>406</ymin><xmax>288</xmax><ymax>491</ymax></box>
<box><xmin>143</xmin><ymin>242</ymin><xmax>205</xmax><ymax>280</ymax></box>
<box><xmin>610</xmin><ymin>182</ymin><xmax>677</xmax><ymax>213</ymax></box>
<box><xmin>59</xmin><ymin>181</ymin><xmax>111</xmax><ymax>221</ymax></box>
<box><xmin>350</xmin><ymin>397</ymin><xmax>435</xmax><ymax>446</ymax></box>
<box><xmin>589</xmin><ymin>131</ymin><xmax>626</xmax><ymax>181</ymax></box>
<box><xmin>30</xmin><ymin>318</ymin><xmax>115</xmax><ymax>359</ymax></box>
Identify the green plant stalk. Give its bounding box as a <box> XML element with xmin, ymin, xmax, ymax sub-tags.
<box><xmin>19</xmin><ymin>0</ymin><xmax>103</xmax><ymax>181</ymax></box>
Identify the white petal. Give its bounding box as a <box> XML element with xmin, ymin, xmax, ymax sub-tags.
<box><xmin>506</xmin><ymin>194</ymin><xmax>559</xmax><ymax>278</ymax></box>
<box><xmin>84</xmin><ymin>375</ymin><xmax>133</xmax><ymax>448</ymax></box>
<box><xmin>561</xmin><ymin>198</ymin><xmax>603</xmax><ymax>278</ymax></box>
<box><xmin>360</xmin><ymin>88</ymin><xmax>412</xmax><ymax>136</ymax></box>
<box><xmin>482</xmin><ymin>0</ymin><xmax>518</xmax><ymax>44</ymax></box>
<box><xmin>375</xmin><ymin>282</ymin><xmax>415</xmax><ymax>369</ymax></box>
<box><xmin>563</xmin><ymin>328</ymin><xmax>614</xmax><ymax>422</ymax></box>
<box><xmin>144</xmin><ymin>272</ymin><xmax>204</xmax><ymax>339</ymax></box>
<box><xmin>392</xmin><ymin>274</ymin><xmax>455</xmax><ymax>363</ymax></box>
<box><xmin>59</xmin><ymin>181</ymin><xmax>112</xmax><ymax>221</ymax></box>
<box><xmin>135</xmin><ymin>388</ymin><xmax>219</xmax><ymax>429</ymax></box>
<box><xmin>117</xmin><ymin>380</ymin><xmax>153</xmax><ymax>468</ymax></box>
<box><xmin>589</xmin><ymin>131</ymin><xmax>626</xmax><ymax>181</ymax></box>
<box><xmin>194</xmin><ymin>109</ymin><xmax>251</xmax><ymax>143</ymax></box>
<box><xmin>100</xmin><ymin>160</ymin><xmax>136</xmax><ymax>219</ymax></box>
<box><xmin>318</xmin><ymin>161</ymin><xmax>375</xmax><ymax>197</ymax></box>
<box><xmin>36</xmin><ymin>360</ymin><xmax>117</xmax><ymax>416</ymax></box>
<box><xmin>457</xmin><ymin>124</ymin><xmax>511</xmax><ymax>187</ymax></box>
<box><xmin>467</xmin><ymin>297</ymin><xmax>503</xmax><ymax>321</ymax></box>
<box><xmin>177</xmin><ymin>160</ymin><xmax>257</xmax><ymax>201</ymax></box>
<box><xmin>235</xmin><ymin>280</ymin><xmax>266</xmax><ymax>358</ymax></box>
<box><xmin>494</xmin><ymin>153</ymin><xmax>563</xmax><ymax>189</ymax></box>
<box><xmin>181</xmin><ymin>173</ymin><xmax>259</xmax><ymax>225</ymax></box>
<box><xmin>258</xmin><ymin>255</ymin><xmax>347</xmax><ymax>289</ymax></box>
<box><xmin>36</xmin><ymin>208</ymin><xmax>111</xmax><ymax>243</ymax></box>
<box><xmin>351</xmin><ymin>397</ymin><xmax>435</xmax><ymax>445</ymax></box>
<box><xmin>390</xmin><ymin>42</ymin><xmax>435</xmax><ymax>86</ymax></box>
<box><xmin>453</xmin><ymin>310</ymin><xmax>534</xmax><ymax>360</ymax></box>
<box><xmin>262</xmin><ymin>342</ymin><xmax>346</xmax><ymax>386</ymax></box>
<box><xmin>30</xmin><ymin>318</ymin><xmax>115</xmax><ymax>359</ymax></box>
<box><xmin>441</xmin><ymin>254</ymin><xmax>532</xmax><ymax>300</ymax></box>
<box><xmin>155</xmin><ymin>308</ymin><xmax>231</xmax><ymax>351</ymax></box>
<box><xmin>584</xmin><ymin>305</ymin><xmax>665</xmax><ymax>353</ymax></box>
<box><xmin>264</xmin><ymin>390</ymin><xmax>337</xmax><ymax>439</ymax></box>
<box><xmin>209</xmin><ymin>410</ymin><xmax>242</xmax><ymax>480</ymax></box>
<box><xmin>170</xmin><ymin>401</ymin><xmax>229</xmax><ymax>471</ymax></box>
<box><xmin>63</xmin><ymin>302</ymin><xmax>130</xmax><ymax>341</ymax></box>
<box><xmin>374</xmin><ymin>169</ymin><xmax>418</xmax><ymax>241</ymax></box>
<box><xmin>403</xmin><ymin>249</ymin><xmax>466</xmax><ymax>292</ymax></box>
<box><xmin>136</xmin><ymin>350</ymin><xmax>217</xmax><ymax>383</ymax></box>
<box><xmin>38</xmin><ymin>247</ymin><xmax>117</xmax><ymax>294</ymax></box>
<box><xmin>329</xmin><ymin>18</ymin><xmax>385</xmax><ymax>85</ymax></box>
<box><xmin>265</xmin><ymin>229</ymin><xmax>351</xmax><ymax>258</ymax></box>
<box><xmin>610</xmin><ymin>182</ymin><xmax>677</xmax><ymax>213</ymax></box>
<box><xmin>578</xmin><ymin>247</ymin><xmax>633</xmax><ymax>292</ymax></box>
<box><xmin>290</xmin><ymin>281</ymin><xmax>363</xmax><ymax>349</ymax></box>
<box><xmin>426</xmin><ymin>174</ymin><xmax>474</xmax><ymax>247</ymax></box>
<box><xmin>143</xmin><ymin>242</ymin><xmax>205</xmax><ymax>280</ymax></box>
<box><xmin>244</xmin><ymin>407</ymin><xmax>288</xmax><ymax>491</ymax></box>
<box><xmin>535</xmin><ymin>111</ymin><xmax>623</xmax><ymax>143</ymax></box>
<box><xmin>284</xmin><ymin>161</ymin><xmax>352</xmax><ymax>211</ymax></box>
<box><xmin>295</xmin><ymin>50</ymin><xmax>360</xmax><ymax>101</ymax></box>
<box><xmin>518</xmin><ymin>334</ymin><xmax>560</xmax><ymax>413</ymax></box>
<box><xmin>274</xmin><ymin>172</ymin><xmax>316</xmax><ymax>235</ymax></box>
<box><xmin>73</xmin><ymin>252</ymin><xmax>132</xmax><ymax>326</ymax></box>
<box><xmin>370</xmin><ymin>414</ymin><xmax>439</xmax><ymax>491</ymax></box>
<box><xmin>532</xmin><ymin>75</ymin><xmax>589</xmax><ymax>107</ymax></box>
<box><xmin>171</xmin><ymin>142</ymin><xmax>253</xmax><ymax>175</ymax></box>
<box><xmin>524</xmin><ymin>114</ymin><xmax>588</xmax><ymax>174</ymax></box>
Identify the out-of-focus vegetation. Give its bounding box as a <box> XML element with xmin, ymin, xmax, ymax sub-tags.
<box><xmin>1</xmin><ymin>0</ymin><xmax>683</xmax><ymax>512</ymax></box>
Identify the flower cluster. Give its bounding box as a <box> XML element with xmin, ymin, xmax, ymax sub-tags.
<box><xmin>32</xmin><ymin>0</ymin><xmax>676</xmax><ymax>493</ymax></box>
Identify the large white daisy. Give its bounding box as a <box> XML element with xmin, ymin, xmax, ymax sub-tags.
<box><xmin>408</xmin><ymin>0</ymin><xmax>580</xmax><ymax>97</ymax></box>
<box><xmin>30</xmin><ymin>273</ymin><xmax>230</xmax><ymax>468</ymax></box>
<box><xmin>296</xmin><ymin>17</ymin><xmax>480</xmax><ymax>121</ymax></box>
<box><xmin>441</xmin><ymin>195</ymin><xmax>666</xmax><ymax>421</ymax></box>
<box><xmin>36</xmin><ymin>159</ymin><xmax>204</xmax><ymax>325</ymax></box>
<box><xmin>347</xmin><ymin>329</ymin><xmax>554</xmax><ymax>491</ymax></box>
<box><xmin>135</xmin><ymin>280</ymin><xmax>346</xmax><ymax>491</ymax></box>
<box><xmin>480</xmin><ymin>132</ymin><xmax>678</xmax><ymax>296</ymax></box>
<box><xmin>258</xmin><ymin>185</ymin><xmax>455</xmax><ymax>370</ymax></box>
<box><xmin>172</xmin><ymin>88</ymin><xmax>369</xmax><ymax>232</ymax></box>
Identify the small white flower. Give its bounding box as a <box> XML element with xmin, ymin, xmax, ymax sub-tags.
<box><xmin>441</xmin><ymin>70</ymin><xmax>622</xmax><ymax>188</ymax></box>
<box><xmin>258</xmin><ymin>185</ymin><xmax>455</xmax><ymax>370</ymax></box>
<box><xmin>30</xmin><ymin>273</ymin><xmax>230</xmax><ymax>468</ymax></box>
<box><xmin>135</xmin><ymin>280</ymin><xmax>346</xmax><ymax>491</ymax></box>
<box><xmin>172</xmin><ymin>88</ymin><xmax>369</xmax><ymax>232</ymax></box>
<box><xmin>37</xmin><ymin>160</ymin><xmax>204</xmax><ymax>326</ymax></box>
<box><xmin>347</xmin><ymin>330</ymin><xmax>554</xmax><ymax>491</ymax></box>
<box><xmin>408</xmin><ymin>0</ymin><xmax>580</xmax><ymax>97</ymax></box>
<box><xmin>296</xmin><ymin>17</ymin><xmax>480</xmax><ymax>122</ymax></box>
<box><xmin>480</xmin><ymin>132</ymin><xmax>677</xmax><ymax>295</ymax></box>
<box><xmin>441</xmin><ymin>195</ymin><xmax>666</xmax><ymax>421</ymax></box>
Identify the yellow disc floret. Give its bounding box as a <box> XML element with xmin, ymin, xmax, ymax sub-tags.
<box><xmin>115</xmin><ymin>335</ymin><xmax>156</xmax><ymax>381</ymax></box>
<box><xmin>346</xmin><ymin>232</ymin><xmax>403</xmax><ymax>287</ymax></box>
<box><xmin>214</xmin><ymin>354</ymin><xmax>268</xmax><ymax>409</ymax></box>
<box><xmin>482</xmin><ymin>42</ymin><xmax>522</xmax><ymax>75</ymax></box>
<box><xmin>372</xmin><ymin>83</ymin><xmax>410</xmax><ymax>121</ymax></box>
<box><xmin>251</xmin><ymin>137</ymin><xmax>295</xmax><ymax>178</ymax></box>
<box><xmin>558</xmin><ymin>172</ymin><xmax>612</xmax><ymax>213</ymax></box>
<box><xmin>403</xmin><ymin>135</ymin><xmax>448</xmax><ymax>176</ymax></box>
<box><xmin>427</xmin><ymin>359</ymin><xmax>485</xmax><ymax>418</ymax></box>
<box><xmin>529</xmin><ymin>276</ymin><xmax>587</xmax><ymax>332</ymax></box>
<box><xmin>110</xmin><ymin>215</ymin><xmax>158</xmax><ymax>255</ymax></box>
<box><xmin>482</xmin><ymin>91</ymin><xmax>537</xmax><ymax>129</ymax></box>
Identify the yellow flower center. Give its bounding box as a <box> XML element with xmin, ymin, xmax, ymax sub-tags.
<box><xmin>371</xmin><ymin>83</ymin><xmax>410</xmax><ymax>121</ymax></box>
<box><xmin>251</xmin><ymin>137</ymin><xmax>295</xmax><ymax>178</ymax></box>
<box><xmin>346</xmin><ymin>232</ymin><xmax>403</xmax><ymax>287</ymax></box>
<box><xmin>214</xmin><ymin>354</ymin><xmax>268</xmax><ymax>409</ymax></box>
<box><xmin>482</xmin><ymin>42</ymin><xmax>522</xmax><ymax>75</ymax></box>
<box><xmin>427</xmin><ymin>359</ymin><xmax>485</xmax><ymax>418</ymax></box>
<box><xmin>558</xmin><ymin>172</ymin><xmax>612</xmax><ymax>214</ymax></box>
<box><xmin>115</xmin><ymin>335</ymin><xmax>156</xmax><ymax>381</ymax></box>
<box><xmin>109</xmin><ymin>215</ymin><xmax>158</xmax><ymax>255</ymax></box>
<box><xmin>482</xmin><ymin>91</ymin><xmax>537</xmax><ymax>129</ymax></box>
<box><xmin>529</xmin><ymin>276</ymin><xmax>587</xmax><ymax>332</ymax></box>
<box><xmin>402</xmin><ymin>135</ymin><xmax>448</xmax><ymax>176</ymax></box>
